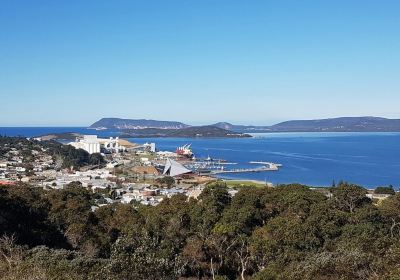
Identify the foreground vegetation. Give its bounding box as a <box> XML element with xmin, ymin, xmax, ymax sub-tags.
<box><xmin>1</xmin><ymin>181</ymin><xmax>400</xmax><ymax>279</ymax></box>
<box><xmin>223</xmin><ymin>180</ymin><xmax>268</xmax><ymax>189</ymax></box>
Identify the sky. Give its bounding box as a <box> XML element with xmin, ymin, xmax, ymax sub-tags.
<box><xmin>0</xmin><ymin>0</ymin><xmax>399</xmax><ymax>126</ymax></box>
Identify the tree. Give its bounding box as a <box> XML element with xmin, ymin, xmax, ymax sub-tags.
<box><xmin>218</xmin><ymin>187</ymin><xmax>274</xmax><ymax>235</ymax></box>
<box><xmin>330</xmin><ymin>182</ymin><xmax>370</xmax><ymax>213</ymax></box>
<box><xmin>274</xmin><ymin>184</ymin><xmax>326</xmax><ymax>218</ymax></box>
<box><xmin>105</xmin><ymin>233</ymin><xmax>184</xmax><ymax>280</ymax></box>
<box><xmin>0</xmin><ymin>235</ymin><xmax>24</xmax><ymax>272</ymax></box>
<box><xmin>235</xmin><ymin>236</ymin><xmax>251</xmax><ymax>280</ymax></box>
<box><xmin>375</xmin><ymin>186</ymin><xmax>396</xmax><ymax>195</ymax></box>
<box><xmin>45</xmin><ymin>185</ymin><xmax>96</xmax><ymax>250</ymax></box>
<box><xmin>190</xmin><ymin>183</ymin><xmax>231</xmax><ymax>238</ymax></box>
<box><xmin>155</xmin><ymin>176</ymin><xmax>175</xmax><ymax>188</ymax></box>
<box><xmin>380</xmin><ymin>194</ymin><xmax>400</xmax><ymax>238</ymax></box>
<box><xmin>89</xmin><ymin>153</ymin><xmax>105</xmax><ymax>166</ymax></box>
<box><xmin>3</xmin><ymin>178</ymin><xmax>400</xmax><ymax>279</ymax></box>
<box><xmin>92</xmin><ymin>203</ymin><xmax>144</xmax><ymax>258</ymax></box>
<box><xmin>0</xmin><ymin>184</ymin><xmax>68</xmax><ymax>248</ymax></box>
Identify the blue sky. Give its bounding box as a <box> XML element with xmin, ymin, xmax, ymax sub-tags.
<box><xmin>0</xmin><ymin>0</ymin><xmax>399</xmax><ymax>126</ymax></box>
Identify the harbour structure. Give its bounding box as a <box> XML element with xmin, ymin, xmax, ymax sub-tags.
<box><xmin>193</xmin><ymin>162</ymin><xmax>282</xmax><ymax>175</ymax></box>
<box><xmin>250</xmin><ymin>161</ymin><xmax>283</xmax><ymax>167</ymax></box>
<box><xmin>209</xmin><ymin>162</ymin><xmax>281</xmax><ymax>174</ymax></box>
<box><xmin>173</xmin><ymin>145</ymin><xmax>282</xmax><ymax>176</ymax></box>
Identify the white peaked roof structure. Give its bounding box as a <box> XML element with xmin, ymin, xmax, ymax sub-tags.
<box><xmin>163</xmin><ymin>159</ymin><xmax>192</xmax><ymax>177</ymax></box>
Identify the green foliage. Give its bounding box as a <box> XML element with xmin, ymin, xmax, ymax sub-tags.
<box><xmin>104</xmin><ymin>233</ymin><xmax>184</xmax><ymax>280</ymax></box>
<box><xmin>89</xmin><ymin>153</ymin><xmax>105</xmax><ymax>166</ymax></box>
<box><xmin>0</xmin><ymin>184</ymin><xmax>68</xmax><ymax>248</ymax></box>
<box><xmin>1</xmin><ymin>181</ymin><xmax>400</xmax><ymax>279</ymax></box>
<box><xmin>379</xmin><ymin>193</ymin><xmax>400</xmax><ymax>238</ymax></box>
<box><xmin>155</xmin><ymin>176</ymin><xmax>175</xmax><ymax>187</ymax></box>
<box><xmin>375</xmin><ymin>186</ymin><xmax>396</xmax><ymax>195</ymax></box>
<box><xmin>330</xmin><ymin>182</ymin><xmax>370</xmax><ymax>213</ymax></box>
<box><xmin>45</xmin><ymin>184</ymin><xmax>98</xmax><ymax>250</ymax></box>
<box><xmin>190</xmin><ymin>183</ymin><xmax>231</xmax><ymax>237</ymax></box>
<box><xmin>217</xmin><ymin>186</ymin><xmax>274</xmax><ymax>235</ymax></box>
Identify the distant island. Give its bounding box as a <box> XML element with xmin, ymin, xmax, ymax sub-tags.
<box><xmin>90</xmin><ymin>116</ymin><xmax>400</xmax><ymax>134</ymax></box>
<box><xmin>90</xmin><ymin>118</ymin><xmax>189</xmax><ymax>130</ymax></box>
<box><xmin>39</xmin><ymin>126</ymin><xmax>250</xmax><ymax>140</ymax></box>
<box><xmin>119</xmin><ymin>126</ymin><xmax>251</xmax><ymax>138</ymax></box>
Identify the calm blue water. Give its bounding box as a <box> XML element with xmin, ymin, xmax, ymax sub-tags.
<box><xmin>130</xmin><ymin>133</ymin><xmax>400</xmax><ymax>188</ymax></box>
<box><xmin>1</xmin><ymin>127</ymin><xmax>399</xmax><ymax>188</ymax></box>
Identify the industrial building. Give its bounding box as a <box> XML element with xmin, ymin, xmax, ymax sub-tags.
<box><xmin>69</xmin><ymin>135</ymin><xmax>125</xmax><ymax>154</ymax></box>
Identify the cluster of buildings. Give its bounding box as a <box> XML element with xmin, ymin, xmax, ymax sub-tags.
<box><xmin>0</xmin><ymin>146</ymin><xmax>55</xmax><ymax>183</ymax></box>
<box><xmin>68</xmin><ymin>135</ymin><xmax>132</xmax><ymax>154</ymax></box>
<box><xmin>119</xmin><ymin>184</ymin><xmax>201</xmax><ymax>206</ymax></box>
<box><xmin>0</xmin><ymin>135</ymin><xmax>239</xmax><ymax>208</ymax></box>
<box><xmin>65</xmin><ymin>138</ymin><xmax>224</xmax><ymax>205</ymax></box>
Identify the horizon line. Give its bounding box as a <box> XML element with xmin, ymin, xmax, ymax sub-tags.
<box><xmin>0</xmin><ymin>115</ymin><xmax>399</xmax><ymax>128</ymax></box>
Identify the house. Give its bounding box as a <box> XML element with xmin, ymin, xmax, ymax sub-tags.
<box><xmin>16</xmin><ymin>167</ymin><xmax>26</xmax><ymax>172</ymax></box>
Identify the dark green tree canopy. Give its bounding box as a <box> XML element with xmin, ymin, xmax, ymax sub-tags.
<box><xmin>375</xmin><ymin>186</ymin><xmax>396</xmax><ymax>195</ymax></box>
<box><xmin>1</xmin><ymin>182</ymin><xmax>400</xmax><ymax>280</ymax></box>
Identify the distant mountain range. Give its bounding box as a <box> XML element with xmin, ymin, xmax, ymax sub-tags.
<box><xmin>266</xmin><ymin>117</ymin><xmax>400</xmax><ymax>132</ymax></box>
<box><xmin>212</xmin><ymin>117</ymin><xmax>400</xmax><ymax>132</ymax></box>
<box><xmin>90</xmin><ymin>117</ymin><xmax>400</xmax><ymax>135</ymax></box>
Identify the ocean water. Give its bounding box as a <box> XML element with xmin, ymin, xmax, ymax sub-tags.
<box><xmin>1</xmin><ymin>127</ymin><xmax>399</xmax><ymax>188</ymax></box>
<box><xmin>130</xmin><ymin>132</ymin><xmax>400</xmax><ymax>188</ymax></box>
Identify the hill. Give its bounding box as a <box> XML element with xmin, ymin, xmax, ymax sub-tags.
<box><xmin>214</xmin><ymin>117</ymin><xmax>400</xmax><ymax>132</ymax></box>
<box><xmin>120</xmin><ymin>126</ymin><xmax>251</xmax><ymax>138</ymax></box>
<box><xmin>270</xmin><ymin>117</ymin><xmax>400</xmax><ymax>132</ymax></box>
<box><xmin>168</xmin><ymin>126</ymin><xmax>251</xmax><ymax>137</ymax></box>
<box><xmin>212</xmin><ymin>122</ymin><xmax>271</xmax><ymax>132</ymax></box>
<box><xmin>90</xmin><ymin>118</ymin><xmax>190</xmax><ymax>130</ymax></box>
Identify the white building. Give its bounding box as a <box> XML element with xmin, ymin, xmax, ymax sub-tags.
<box><xmin>69</xmin><ymin>135</ymin><xmax>101</xmax><ymax>154</ymax></box>
<box><xmin>69</xmin><ymin>135</ymin><xmax>129</xmax><ymax>154</ymax></box>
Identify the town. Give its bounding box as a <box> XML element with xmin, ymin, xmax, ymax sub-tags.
<box><xmin>0</xmin><ymin>134</ymin><xmax>393</xmax><ymax>209</ymax></box>
<box><xmin>0</xmin><ymin>135</ymin><xmax>245</xmax><ymax>207</ymax></box>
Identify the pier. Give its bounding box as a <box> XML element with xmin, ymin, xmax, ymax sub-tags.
<box><xmin>249</xmin><ymin>161</ymin><xmax>283</xmax><ymax>167</ymax></box>
<box><xmin>201</xmin><ymin>162</ymin><xmax>281</xmax><ymax>175</ymax></box>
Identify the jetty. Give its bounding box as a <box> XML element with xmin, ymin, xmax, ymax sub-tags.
<box><xmin>249</xmin><ymin>161</ymin><xmax>283</xmax><ymax>167</ymax></box>
<box><xmin>206</xmin><ymin>162</ymin><xmax>281</xmax><ymax>175</ymax></box>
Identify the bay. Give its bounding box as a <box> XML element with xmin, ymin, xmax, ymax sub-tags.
<box><xmin>129</xmin><ymin>132</ymin><xmax>400</xmax><ymax>188</ymax></box>
<box><xmin>1</xmin><ymin>127</ymin><xmax>399</xmax><ymax>188</ymax></box>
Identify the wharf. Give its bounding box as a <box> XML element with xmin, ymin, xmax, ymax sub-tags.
<box><xmin>210</xmin><ymin>166</ymin><xmax>278</xmax><ymax>174</ymax></box>
<box><xmin>204</xmin><ymin>162</ymin><xmax>281</xmax><ymax>175</ymax></box>
<box><xmin>249</xmin><ymin>161</ymin><xmax>283</xmax><ymax>167</ymax></box>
